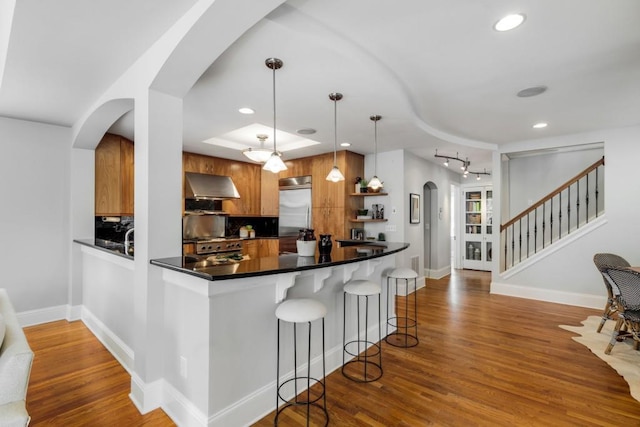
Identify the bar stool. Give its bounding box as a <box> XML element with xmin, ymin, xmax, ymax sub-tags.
<box><xmin>385</xmin><ymin>267</ymin><xmax>419</xmax><ymax>347</ymax></box>
<box><xmin>342</xmin><ymin>279</ymin><xmax>383</xmax><ymax>382</ymax></box>
<box><xmin>275</xmin><ymin>298</ymin><xmax>329</xmax><ymax>426</ymax></box>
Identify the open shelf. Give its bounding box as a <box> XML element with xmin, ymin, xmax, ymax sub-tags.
<box><xmin>349</xmin><ymin>192</ymin><xmax>388</xmax><ymax>196</ymax></box>
<box><xmin>349</xmin><ymin>219</ymin><xmax>388</xmax><ymax>223</ymax></box>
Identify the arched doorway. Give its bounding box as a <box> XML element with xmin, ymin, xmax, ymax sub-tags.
<box><xmin>423</xmin><ymin>181</ymin><xmax>438</xmax><ymax>278</ymax></box>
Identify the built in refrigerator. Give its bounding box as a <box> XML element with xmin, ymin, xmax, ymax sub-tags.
<box><xmin>278</xmin><ymin>176</ymin><xmax>312</xmax><ymax>252</ymax></box>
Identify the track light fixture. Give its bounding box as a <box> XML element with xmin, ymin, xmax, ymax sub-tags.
<box><xmin>435</xmin><ymin>150</ymin><xmax>491</xmax><ymax>179</ymax></box>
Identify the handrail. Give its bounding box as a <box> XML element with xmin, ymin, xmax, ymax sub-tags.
<box><xmin>500</xmin><ymin>156</ymin><xmax>604</xmax><ymax>232</ymax></box>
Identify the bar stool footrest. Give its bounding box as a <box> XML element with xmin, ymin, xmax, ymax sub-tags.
<box><xmin>385</xmin><ymin>331</ymin><xmax>419</xmax><ymax>348</ymax></box>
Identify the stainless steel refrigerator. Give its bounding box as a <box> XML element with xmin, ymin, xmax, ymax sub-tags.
<box><xmin>278</xmin><ymin>176</ymin><xmax>312</xmax><ymax>252</ymax></box>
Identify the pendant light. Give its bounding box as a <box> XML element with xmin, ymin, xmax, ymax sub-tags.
<box><xmin>326</xmin><ymin>92</ymin><xmax>345</xmax><ymax>182</ymax></box>
<box><xmin>242</xmin><ymin>134</ymin><xmax>275</xmax><ymax>163</ymax></box>
<box><xmin>262</xmin><ymin>58</ymin><xmax>287</xmax><ymax>173</ymax></box>
<box><xmin>367</xmin><ymin>114</ymin><xmax>383</xmax><ymax>191</ymax></box>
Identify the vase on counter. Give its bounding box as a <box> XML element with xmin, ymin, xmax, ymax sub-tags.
<box><xmin>296</xmin><ymin>228</ymin><xmax>316</xmax><ymax>256</ymax></box>
<box><xmin>318</xmin><ymin>234</ymin><xmax>333</xmax><ymax>255</ymax></box>
<box><xmin>319</xmin><ymin>254</ymin><xmax>332</xmax><ymax>263</ymax></box>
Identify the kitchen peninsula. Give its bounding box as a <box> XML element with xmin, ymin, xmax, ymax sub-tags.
<box><xmin>149</xmin><ymin>240</ymin><xmax>408</xmax><ymax>426</ymax></box>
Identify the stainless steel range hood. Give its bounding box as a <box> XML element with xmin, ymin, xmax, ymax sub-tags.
<box><xmin>185</xmin><ymin>172</ymin><xmax>240</xmax><ymax>200</ymax></box>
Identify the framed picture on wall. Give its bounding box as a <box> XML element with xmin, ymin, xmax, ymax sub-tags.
<box><xmin>410</xmin><ymin>193</ymin><xmax>420</xmax><ymax>224</ymax></box>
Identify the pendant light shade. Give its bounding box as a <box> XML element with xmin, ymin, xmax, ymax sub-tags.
<box><xmin>367</xmin><ymin>114</ymin><xmax>383</xmax><ymax>191</ymax></box>
<box><xmin>326</xmin><ymin>92</ymin><xmax>345</xmax><ymax>182</ymax></box>
<box><xmin>263</xmin><ymin>58</ymin><xmax>287</xmax><ymax>174</ymax></box>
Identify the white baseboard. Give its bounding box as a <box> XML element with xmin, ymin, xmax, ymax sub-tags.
<box><xmin>67</xmin><ymin>304</ymin><xmax>83</xmax><ymax>321</ymax></box>
<box><xmin>129</xmin><ymin>374</ymin><xmax>166</xmax><ymax>415</ymax></box>
<box><xmin>490</xmin><ymin>281</ymin><xmax>605</xmax><ymax>309</ymax></box>
<box><xmin>160</xmin><ymin>380</ymin><xmax>208</xmax><ymax>427</ymax></box>
<box><xmin>424</xmin><ymin>265</ymin><xmax>451</xmax><ymax>280</ymax></box>
<box><xmin>81</xmin><ymin>306</ymin><xmax>134</xmax><ymax>373</ymax></box>
<box><xmin>17</xmin><ymin>304</ymin><xmax>69</xmax><ymax>327</ymax></box>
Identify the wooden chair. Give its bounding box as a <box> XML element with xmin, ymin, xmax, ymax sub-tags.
<box><xmin>601</xmin><ymin>266</ymin><xmax>640</xmax><ymax>355</ymax></box>
<box><xmin>593</xmin><ymin>253</ymin><xmax>630</xmax><ymax>333</ymax></box>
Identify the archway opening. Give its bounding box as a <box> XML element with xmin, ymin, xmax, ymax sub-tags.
<box><xmin>423</xmin><ymin>181</ymin><xmax>438</xmax><ymax>278</ymax></box>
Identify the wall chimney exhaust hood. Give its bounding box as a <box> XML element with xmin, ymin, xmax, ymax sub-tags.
<box><xmin>185</xmin><ymin>172</ymin><xmax>241</xmax><ymax>200</ymax></box>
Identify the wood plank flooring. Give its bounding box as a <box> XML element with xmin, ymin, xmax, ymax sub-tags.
<box><xmin>24</xmin><ymin>320</ymin><xmax>174</xmax><ymax>426</ymax></box>
<box><xmin>24</xmin><ymin>269</ymin><xmax>640</xmax><ymax>426</ymax></box>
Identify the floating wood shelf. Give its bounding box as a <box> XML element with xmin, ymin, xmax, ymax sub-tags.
<box><xmin>349</xmin><ymin>193</ymin><xmax>388</xmax><ymax>196</ymax></box>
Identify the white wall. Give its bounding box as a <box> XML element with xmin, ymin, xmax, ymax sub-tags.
<box><xmin>507</xmin><ymin>146</ymin><xmax>604</xmax><ymax>216</ymax></box>
<box><xmin>404</xmin><ymin>151</ymin><xmax>464</xmax><ymax>275</ymax></box>
<box><xmin>0</xmin><ymin>117</ymin><xmax>72</xmax><ymax>313</ymax></box>
<box><xmin>366</xmin><ymin>149</ymin><xmax>462</xmax><ymax>276</ymax></box>
<box><xmin>493</xmin><ymin>125</ymin><xmax>640</xmax><ymax>307</ymax></box>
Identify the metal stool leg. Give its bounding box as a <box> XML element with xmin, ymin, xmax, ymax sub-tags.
<box><xmin>275</xmin><ymin>315</ymin><xmax>329</xmax><ymax>426</ymax></box>
<box><xmin>385</xmin><ymin>275</ymin><xmax>419</xmax><ymax>348</ymax></box>
<box><xmin>342</xmin><ymin>287</ymin><xmax>382</xmax><ymax>382</ymax></box>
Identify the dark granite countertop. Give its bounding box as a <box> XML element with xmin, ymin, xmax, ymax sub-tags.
<box><xmin>151</xmin><ymin>240</ymin><xmax>409</xmax><ymax>281</ymax></box>
<box><xmin>74</xmin><ymin>238</ymin><xmax>134</xmax><ymax>260</ymax></box>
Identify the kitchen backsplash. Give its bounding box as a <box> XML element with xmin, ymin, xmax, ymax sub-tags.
<box><xmin>227</xmin><ymin>216</ymin><xmax>278</xmax><ymax>238</ymax></box>
<box><xmin>95</xmin><ymin>216</ymin><xmax>134</xmax><ymax>243</ymax></box>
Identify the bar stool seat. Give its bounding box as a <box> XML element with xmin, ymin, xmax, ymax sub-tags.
<box><xmin>386</xmin><ymin>267</ymin><xmax>419</xmax><ymax>347</ymax></box>
<box><xmin>342</xmin><ymin>279</ymin><xmax>383</xmax><ymax>382</ymax></box>
<box><xmin>275</xmin><ymin>298</ymin><xmax>329</xmax><ymax>426</ymax></box>
<box><xmin>276</xmin><ymin>298</ymin><xmax>327</xmax><ymax>323</ymax></box>
<box><xmin>389</xmin><ymin>267</ymin><xmax>418</xmax><ymax>280</ymax></box>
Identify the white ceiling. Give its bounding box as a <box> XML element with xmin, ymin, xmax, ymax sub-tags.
<box><xmin>2</xmin><ymin>0</ymin><xmax>640</xmax><ymax>175</ymax></box>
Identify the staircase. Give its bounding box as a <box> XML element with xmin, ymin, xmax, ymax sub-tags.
<box><xmin>500</xmin><ymin>156</ymin><xmax>605</xmax><ymax>272</ymax></box>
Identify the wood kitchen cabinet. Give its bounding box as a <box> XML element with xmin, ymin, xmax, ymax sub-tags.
<box><xmin>95</xmin><ymin>133</ymin><xmax>134</xmax><ymax>216</ymax></box>
<box><xmin>258</xmin><ymin>238</ymin><xmax>279</xmax><ymax>257</ymax></box>
<box><xmin>242</xmin><ymin>240</ymin><xmax>258</xmax><ymax>259</ymax></box>
<box><xmin>308</xmin><ymin>151</ymin><xmax>364</xmax><ymax>240</ymax></box>
<box><xmin>260</xmin><ymin>168</ymin><xmax>279</xmax><ymax>216</ymax></box>
<box><xmin>282</xmin><ymin>157</ymin><xmax>314</xmax><ymax>180</ymax></box>
<box><xmin>180</xmin><ymin>150</ymin><xmax>363</xmax><ymax>241</ymax></box>
<box><xmin>312</xmin><ymin>153</ymin><xmax>344</xmax><ymax>208</ymax></box>
<box><xmin>243</xmin><ymin>239</ymin><xmax>279</xmax><ymax>259</ymax></box>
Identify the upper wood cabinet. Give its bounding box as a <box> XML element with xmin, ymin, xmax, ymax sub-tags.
<box><xmin>260</xmin><ymin>168</ymin><xmax>279</xmax><ymax>216</ymax></box>
<box><xmin>95</xmin><ymin>133</ymin><xmax>134</xmax><ymax>216</ymax></box>
<box><xmin>182</xmin><ymin>152</ymin><xmax>262</xmax><ymax>216</ymax></box>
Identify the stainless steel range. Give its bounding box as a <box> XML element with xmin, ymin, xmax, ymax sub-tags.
<box><xmin>195</xmin><ymin>238</ymin><xmax>243</xmax><ymax>256</ymax></box>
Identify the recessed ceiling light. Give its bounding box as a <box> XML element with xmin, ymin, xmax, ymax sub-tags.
<box><xmin>494</xmin><ymin>13</ymin><xmax>526</xmax><ymax>32</ymax></box>
<box><xmin>238</xmin><ymin>107</ymin><xmax>254</xmax><ymax>114</ymax></box>
<box><xmin>533</xmin><ymin>122</ymin><xmax>548</xmax><ymax>129</ymax></box>
<box><xmin>297</xmin><ymin>128</ymin><xmax>316</xmax><ymax>135</ymax></box>
<box><xmin>517</xmin><ymin>86</ymin><xmax>547</xmax><ymax>97</ymax></box>
<box><xmin>340</xmin><ymin>142</ymin><xmax>351</xmax><ymax>147</ymax></box>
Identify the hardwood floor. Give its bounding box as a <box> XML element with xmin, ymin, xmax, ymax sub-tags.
<box><xmin>253</xmin><ymin>269</ymin><xmax>640</xmax><ymax>426</ymax></box>
<box><xmin>24</xmin><ymin>269</ymin><xmax>640</xmax><ymax>426</ymax></box>
<box><xmin>24</xmin><ymin>320</ymin><xmax>175</xmax><ymax>426</ymax></box>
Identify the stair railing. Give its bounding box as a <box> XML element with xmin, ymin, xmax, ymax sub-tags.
<box><xmin>500</xmin><ymin>156</ymin><xmax>605</xmax><ymax>271</ymax></box>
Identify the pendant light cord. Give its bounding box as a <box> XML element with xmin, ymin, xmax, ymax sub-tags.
<box><xmin>333</xmin><ymin>97</ymin><xmax>338</xmax><ymax>165</ymax></box>
<box><xmin>374</xmin><ymin>118</ymin><xmax>378</xmax><ymax>176</ymax></box>
<box><xmin>272</xmin><ymin>64</ymin><xmax>277</xmax><ymax>153</ymax></box>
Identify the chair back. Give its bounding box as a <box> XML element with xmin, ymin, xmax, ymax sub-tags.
<box><xmin>602</xmin><ymin>266</ymin><xmax>640</xmax><ymax>311</ymax></box>
<box><xmin>593</xmin><ymin>253</ymin><xmax>631</xmax><ymax>296</ymax></box>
